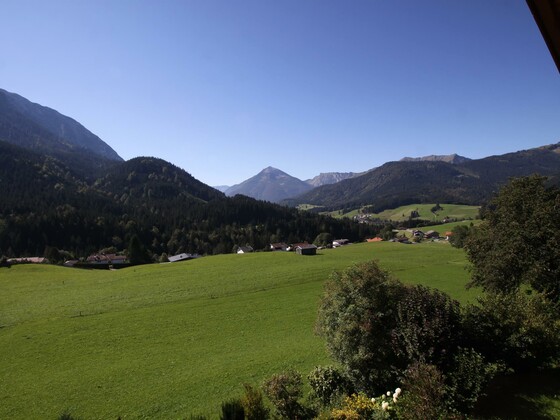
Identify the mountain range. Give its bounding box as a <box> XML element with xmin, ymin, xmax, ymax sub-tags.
<box><xmin>220</xmin><ymin>169</ymin><xmax>358</xmax><ymax>202</ymax></box>
<box><xmin>1</xmin><ymin>87</ymin><xmax>559</xmax><ymax>258</ymax></box>
<box><xmin>0</xmin><ymin>88</ymin><xmax>372</xmax><ymax>258</ymax></box>
<box><xmin>220</xmin><ymin>148</ymin><xmax>560</xmax><ymax>210</ymax></box>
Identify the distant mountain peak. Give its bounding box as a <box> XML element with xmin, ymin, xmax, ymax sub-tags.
<box><xmin>400</xmin><ymin>153</ymin><xmax>471</xmax><ymax>165</ymax></box>
<box><xmin>225</xmin><ymin>167</ymin><xmax>312</xmax><ymax>203</ymax></box>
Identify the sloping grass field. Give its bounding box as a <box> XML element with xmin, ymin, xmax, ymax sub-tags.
<box><xmin>1</xmin><ymin>242</ymin><xmax>557</xmax><ymax>418</ymax></box>
<box><xmin>327</xmin><ymin>203</ymin><xmax>480</xmax><ymax>222</ymax></box>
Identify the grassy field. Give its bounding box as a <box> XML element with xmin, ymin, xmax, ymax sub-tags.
<box><xmin>0</xmin><ymin>242</ymin><xmax>557</xmax><ymax>418</ymax></box>
<box><xmin>327</xmin><ymin>203</ymin><xmax>480</xmax><ymax>222</ymax></box>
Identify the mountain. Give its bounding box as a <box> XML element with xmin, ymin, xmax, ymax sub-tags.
<box><xmin>0</xmin><ymin>142</ymin><xmax>374</xmax><ymax>259</ymax></box>
<box><xmin>225</xmin><ymin>166</ymin><xmax>313</xmax><ymax>203</ymax></box>
<box><xmin>0</xmin><ymin>88</ymin><xmax>122</xmax><ymax>175</ymax></box>
<box><xmin>286</xmin><ymin>143</ymin><xmax>560</xmax><ymax>211</ymax></box>
<box><xmin>213</xmin><ymin>185</ymin><xmax>230</xmax><ymax>193</ymax></box>
<box><xmin>306</xmin><ymin>172</ymin><xmax>358</xmax><ymax>187</ymax></box>
<box><xmin>400</xmin><ymin>154</ymin><xmax>471</xmax><ymax>165</ymax></box>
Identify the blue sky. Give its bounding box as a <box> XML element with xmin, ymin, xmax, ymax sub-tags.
<box><xmin>1</xmin><ymin>0</ymin><xmax>559</xmax><ymax>186</ymax></box>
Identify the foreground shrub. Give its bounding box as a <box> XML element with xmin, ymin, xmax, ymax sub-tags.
<box><xmin>262</xmin><ymin>369</ymin><xmax>312</xmax><ymax>419</ymax></box>
<box><xmin>220</xmin><ymin>398</ymin><xmax>244</xmax><ymax>420</ymax></box>
<box><xmin>445</xmin><ymin>347</ymin><xmax>495</xmax><ymax>414</ymax></box>
<box><xmin>392</xmin><ymin>284</ymin><xmax>462</xmax><ymax>371</ymax></box>
<box><xmin>241</xmin><ymin>383</ymin><xmax>269</xmax><ymax>420</ymax></box>
<box><xmin>464</xmin><ymin>291</ymin><xmax>560</xmax><ymax>372</ymax></box>
<box><xmin>308</xmin><ymin>366</ymin><xmax>353</xmax><ymax>408</ymax></box>
<box><xmin>317</xmin><ymin>260</ymin><xmax>464</xmax><ymax>394</ymax></box>
<box><xmin>396</xmin><ymin>363</ymin><xmax>448</xmax><ymax>420</ymax></box>
<box><xmin>316</xmin><ymin>261</ymin><xmax>406</xmax><ymax>393</ymax></box>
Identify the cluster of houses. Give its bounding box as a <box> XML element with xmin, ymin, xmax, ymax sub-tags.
<box><xmin>236</xmin><ymin>239</ymin><xmax>354</xmax><ymax>256</ymax></box>
<box><xmin>3</xmin><ymin>231</ymin><xmax>458</xmax><ymax>269</ymax></box>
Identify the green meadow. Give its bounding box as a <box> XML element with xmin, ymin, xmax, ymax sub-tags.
<box><xmin>1</xmin><ymin>242</ymin><xmax>557</xmax><ymax>418</ymax></box>
<box><xmin>327</xmin><ymin>203</ymin><xmax>480</xmax><ymax>222</ymax></box>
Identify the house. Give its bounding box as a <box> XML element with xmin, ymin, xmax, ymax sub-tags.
<box><xmin>237</xmin><ymin>246</ymin><xmax>254</xmax><ymax>254</ymax></box>
<box><xmin>412</xmin><ymin>230</ymin><xmax>425</xmax><ymax>238</ymax></box>
<box><xmin>168</xmin><ymin>253</ymin><xmax>196</xmax><ymax>263</ymax></box>
<box><xmin>425</xmin><ymin>230</ymin><xmax>440</xmax><ymax>239</ymax></box>
<box><xmin>7</xmin><ymin>257</ymin><xmax>49</xmax><ymax>264</ymax></box>
<box><xmin>295</xmin><ymin>243</ymin><xmax>317</xmax><ymax>255</ymax></box>
<box><xmin>86</xmin><ymin>254</ymin><xmax>127</xmax><ymax>265</ymax></box>
<box><xmin>270</xmin><ymin>242</ymin><xmax>288</xmax><ymax>252</ymax></box>
<box><xmin>366</xmin><ymin>237</ymin><xmax>383</xmax><ymax>242</ymax></box>
<box><xmin>444</xmin><ymin>231</ymin><xmax>454</xmax><ymax>240</ymax></box>
<box><xmin>332</xmin><ymin>239</ymin><xmax>350</xmax><ymax>247</ymax></box>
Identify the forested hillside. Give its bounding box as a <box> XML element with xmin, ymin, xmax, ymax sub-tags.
<box><xmin>287</xmin><ymin>143</ymin><xmax>560</xmax><ymax>212</ymax></box>
<box><xmin>0</xmin><ymin>141</ymin><xmax>376</xmax><ymax>259</ymax></box>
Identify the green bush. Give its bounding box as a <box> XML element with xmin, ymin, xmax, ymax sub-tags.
<box><xmin>220</xmin><ymin>398</ymin><xmax>244</xmax><ymax>420</ymax></box>
<box><xmin>262</xmin><ymin>369</ymin><xmax>312</xmax><ymax>419</ymax></box>
<box><xmin>396</xmin><ymin>363</ymin><xmax>449</xmax><ymax>420</ymax></box>
<box><xmin>308</xmin><ymin>366</ymin><xmax>353</xmax><ymax>407</ymax></box>
<box><xmin>445</xmin><ymin>347</ymin><xmax>495</xmax><ymax>414</ymax></box>
<box><xmin>392</xmin><ymin>284</ymin><xmax>462</xmax><ymax>371</ymax></box>
<box><xmin>317</xmin><ymin>260</ymin><xmax>464</xmax><ymax>394</ymax></box>
<box><xmin>463</xmin><ymin>291</ymin><xmax>560</xmax><ymax>372</ymax></box>
<box><xmin>316</xmin><ymin>261</ymin><xmax>406</xmax><ymax>393</ymax></box>
<box><xmin>241</xmin><ymin>383</ymin><xmax>269</xmax><ymax>420</ymax></box>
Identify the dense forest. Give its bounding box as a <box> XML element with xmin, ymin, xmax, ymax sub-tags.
<box><xmin>0</xmin><ymin>141</ymin><xmax>377</xmax><ymax>260</ymax></box>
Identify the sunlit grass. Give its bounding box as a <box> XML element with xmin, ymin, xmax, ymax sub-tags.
<box><xmin>0</xmin><ymin>242</ymin><xmax>510</xmax><ymax>418</ymax></box>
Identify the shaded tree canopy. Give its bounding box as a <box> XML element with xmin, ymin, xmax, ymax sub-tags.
<box><xmin>465</xmin><ymin>175</ymin><xmax>560</xmax><ymax>305</ymax></box>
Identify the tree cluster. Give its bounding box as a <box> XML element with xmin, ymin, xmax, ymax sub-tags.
<box><xmin>312</xmin><ymin>175</ymin><xmax>560</xmax><ymax>418</ymax></box>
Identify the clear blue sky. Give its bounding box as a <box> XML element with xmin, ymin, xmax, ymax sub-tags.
<box><xmin>1</xmin><ymin>0</ymin><xmax>559</xmax><ymax>186</ymax></box>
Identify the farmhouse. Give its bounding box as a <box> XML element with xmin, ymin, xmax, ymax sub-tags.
<box><xmin>425</xmin><ymin>230</ymin><xmax>440</xmax><ymax>239</ymax></box>
<box><xmin>236</xmin><ymin>246</ymin><xmax>254</xmax><ymax>254</ymax></box>
<box><xmin>294</xmin><ymin>243</ymin><xmax>317</xmax><ymax>255</ymax></box>
<box><xmin>86</xmin><ymin>254</ymin><xmax>127</xmax><ymax>265</ymax></box>
<box><xmin>7</xmin><ymin>257</ymin><xmax>49</xmax><ymax>264</ymax></box>
<box><xmin>269</xmin><ymin>242</ymin><xmax>288</xmax><ymax>252</ymax></box>
<box><xmin>333</xmin><ymin>239</ymin><xmax>350</xmax><ymax>247</ymax></box>
<box><xmin>168</xmin><ymin>253</ymin><xmax>197</xmax><ymax>263</ymax></box>
<box><xmin>366</xmin><ymin>237</ymin><xmax>383</xmax><ymax>242</ymax></box>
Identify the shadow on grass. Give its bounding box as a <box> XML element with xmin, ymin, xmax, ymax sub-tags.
<box><xmin>473</xmin><ymin>368</ymin><xmax>560</xmax><ymax>419</ymax></box>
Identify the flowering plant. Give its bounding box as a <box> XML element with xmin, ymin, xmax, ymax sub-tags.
<box><xmin>330</xmin><ymin>387</ymin><xmax>402</xmax><ymax>419</ymax></box>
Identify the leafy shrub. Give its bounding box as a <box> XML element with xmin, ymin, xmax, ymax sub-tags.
<box><xmin>316</xmin><ymin>261</ymin><xmax>406</xmax><ymax>393</ymax></box>
<box><xmin>262</xmin><ymin>369</ymin><xmax>311</xmax><ymax>419</ymax></box>
<box><xmin>308</xmin><ymin>366</ymin><xmax>353</xmax><ymax>407</ymax></box>
<box><xmin>396</xmin><ymin>363</ymin><xmax>448</xmax><ymax>420</ymax></box>
<box><xmin>392</xmin><ymin>284</ymin><xmax>462</xmax><ymax>371</ymax></box>
<box><xmin>220</xmin><ymin>398</ymin><xmax>244</xmax><ymax>420</ymax></box>
<box><xmin>463</xmin><ymin>291</ymin><xmax>560</xmax><ymax>372</ymax></box>
<box><xmin>445</xmin><ymin>347</ymin><xmax>495</xmax><ymax>414</ymax></box>
<box><xmin>317</xmin><ymin>260</ymin><xmax>464</xmax><ymax>394</ymax></box>
<box><xmin>448</xmin><ymin>225</ymin><xmax>470</xmax><ymax>248</ymax></box>
<box><xmin>241</xmin><ymin>383</ymin><xmax>269</xmax><ymax>420</ymax></box>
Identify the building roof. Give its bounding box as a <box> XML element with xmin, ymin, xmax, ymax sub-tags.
<box><xmin>527</xmin><ymin>0</ymin><xmax>560</xmax><ymax>72</ymax></box>
<box><xmin>295</xmin><ymin>243</ymin><xmax>317</xmax><ymax>250</ymax></box>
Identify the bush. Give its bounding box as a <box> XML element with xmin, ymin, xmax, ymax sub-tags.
<box><xmin>220</xmin><ymin>399</ymin><xmax>244</xmax><ymax>420</ymax></box>
<box><xmin>396</xmin><ymin>363</ymin><xmax>448</xmax><ymax>420</ymax></box>
<box><xmin>317</xmin><ymin>260</ymin><xmax>464</xmax><ymax>394</ymax></box>
<box><xmin>262</xmin><ymin>369</ymin><xmax>311</xmax><ymax>419</ymax></box>
<box><xmin>392</xmin><ymin>284</ymin><xmax>462</xmax><ymax>371</ymax></box>
<box><xmin>445</xmin><ymin>348</ymin><xmax>495</xmax><ymax>414</ymax></box>
<box><xmin>463</xmin><ymin>291</ymin><xmax>560</xmax><ymax>372</ymax></box>
<box><xmin>241</xmin><ymin>383</ymin><xmax>269</xmax><ymax>420</ymax></box>
<box><xmin>448</xmin><ymin>225</ymin><xmax>470</xmax><ymax>248</ymax></box>
<box><xmin>308</xmin><ymin>366</ymin><xmax>353</xmax><ymax>407</ymax></box>
<box><xmin>316</xmin><ymin>261</ymin><xmax>406</xmax><ymax>393</ymax></box>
